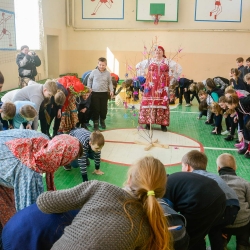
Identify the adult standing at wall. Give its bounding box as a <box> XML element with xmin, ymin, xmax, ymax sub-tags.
<box><xmin>16</xmin><ymin>45</ymin><xmax>41</xmax><ymax>88</ymax></box>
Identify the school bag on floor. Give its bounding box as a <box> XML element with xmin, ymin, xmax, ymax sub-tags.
<box><xmin>158</xmin><ymin>199</ymin><xmax>189</xmax><ymax>250</ymax></box>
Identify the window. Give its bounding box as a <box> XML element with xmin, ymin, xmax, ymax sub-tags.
<box><xmin>14</xmin><ymin>0</ymin><xmax>41</xmax><ymax>50</ymax></box>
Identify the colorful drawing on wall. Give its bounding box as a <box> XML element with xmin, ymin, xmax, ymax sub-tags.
<box><xmin>0</xmin><ymin>9</ymin><xmax>16</xmax><ymax>50</ymax></box>
<box><xmin>136</xmin><ymin>0</ymin><xmax>179</xmax><ymax>23</ymax></box>
<box><xmin>82</xmin><ymin>0</ymin><xmax>124</xmax><ymax>19</ymax></box>
<box><xmin>195</xmin><ymin>0</ymin><xmax>242</xmax><ymax>22</ymax></box>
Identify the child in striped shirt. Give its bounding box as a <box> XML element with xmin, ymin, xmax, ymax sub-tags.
<box><xmin>64</xmin><ymin>128</ymin><xmax>105</xmax><ymax>182</ymax></box>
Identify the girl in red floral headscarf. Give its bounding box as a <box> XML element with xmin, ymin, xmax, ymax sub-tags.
<box><xmin>0</xmin><ymin>129</ymin><xmax>82</xmax><ymax>228</ymax></box>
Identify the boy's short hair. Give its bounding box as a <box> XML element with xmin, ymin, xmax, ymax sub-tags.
<box><xmin>1</xmin><ymin>102</ymin><xmax>16</xmax><ymax>119</ymax></box>
<box><xmin>54</xmin><ymin>90</ymin><xmax>66</xmax><ymax>106</ymax></box>
<box><xmin>182</xmin><ymin>150</ymin><xmax>208</xmax><ymax>170</ymax></box>
<box><xmin>20</xmin><ymin>105</ymin><xmax>37</xmax><ymax>119</ymax></box>
<box><xmin>21</xmin><ymin>45</ymin><xmax>29</xmax><ymax>51</ymax></box>
<box><xmin>244</xmin><ymin>73</ymin><xmax>250</xmax><ymax>82</ymax></box>
<box><xmin>0</xmin><ymin>71</ymin><xmax>4</xmax><ymax>84</ymax></box>
<box><xmin>43</xmin><ymin>79</ymin><xmax>58</xmax><ymax>95</ymax></box>
<box><xmin>246</xmin><ymin>57</ymin><xmax>250</xmax><ymax>62</ymax></box>
<box><xmin>216</xmin><ymin>153</ymin><xmax>236</xmax><ymax>170</ymax></box>
<box><xmin>236</xmin><ymin>57</ymin><xmax>244</xmax><ymax>63</ymax></box>
<box><xmin>98</xmin><ymin>57</ymin><xmax>107</xmax><ymax>64</ymax></box>
<box><xmin>90</xmin><ymin>131</ymin><xmax>105</xmax><ymax>147</ymax></box>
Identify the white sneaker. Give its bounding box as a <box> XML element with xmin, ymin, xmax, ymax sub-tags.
<box><xmin>185</xmin><ymin>104</ymin><xmax>191</xmax><ymax>107</ymax></box>
<box><xmin>221</xmin><ymin>130</ymin><xmax>229</xmax><ymax>135</ymax></box>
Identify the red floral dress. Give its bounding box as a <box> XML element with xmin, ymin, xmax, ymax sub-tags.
<box><xmin>139</xmin><ymin>59</ymin><xmax>170</xmax><ymax>126</ymax></box>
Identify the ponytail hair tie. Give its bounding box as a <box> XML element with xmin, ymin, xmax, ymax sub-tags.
<box><xmin>147</xmin><ymin>190</ymin><xmax>155</xmax><ymax>196</ymax></box>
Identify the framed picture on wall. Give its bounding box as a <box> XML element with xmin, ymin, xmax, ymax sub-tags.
<box><xmin>195</xmin><ymin>0</ymin><xmax>242</xmax><ymax>22</ymax></box>
<box><xmin>136</xmin><ymin>0</ymin><xmax>179</xmax><ymax>23</ymax></box>
<box><xmin>0</xmin><ymin>9</ymin><xmax>16</xmax><ymax>50</ymax></box>
<box><xmin>82</xmin><ymin>0</ymin><xmax>124</xmax><ymax>19</ymax></box>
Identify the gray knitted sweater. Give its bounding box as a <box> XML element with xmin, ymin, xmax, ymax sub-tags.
<box><xmin>87</xmin><ymin>69</ymin><xmax>113</xmax><ymax>92</ymax></box>
<box><xmin>37</xmin><ymin>180</ymin><xmax>150</xmax><ymax>250</ymax></box>
<box><xmin>220</xmin><ymin>174</ymin><xmax>250</xmax><ymax>228</ymax></box>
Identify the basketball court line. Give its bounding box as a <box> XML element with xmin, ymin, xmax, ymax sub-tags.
<box><xmin>204</xmin><ymin>147</ymin><xmax>238</xmax><ymax>151</ymax></box>
<box><xmin>101</xmin><ymin>128</ymin><xmax>204</xmax><ymax>166</ymax></box>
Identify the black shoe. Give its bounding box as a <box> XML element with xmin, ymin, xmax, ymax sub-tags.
<box><xmin>86</xmin><ymin>158</ymin><xmax>90</xmax><ymax>166</ymax></box>
<box><xmin>205</xmin><ymin>120</ymin><xmax>213</xmax><ymax>125</ymax></box>
<box><xmin>145</xmin><ymin>124</ymin><xmax>150</xmax><ymax>130</ymax></box>
<box><xmin>161</xmin><ymin>125</ymin><xmax>167</xmax><ymax>132</ymax></box>
<box><xmin>238</xmin><ymin>143</ymin><xmax>248</xmax><ymax>154</ymax></box>
<box><xmin>224</xmin><ymin>135</ymin><xmax>234</xmax><ymax>141</ymax></box>
<box><xmin>63</xmin><ymin>165</ymin><xmax>72</xmax><ymax>171</ymax></box>
<box><xmin>100</xmin><ymin>119</ymin><xmax>106</xmax><ymax>129</ymax></box>
<box><xmin>93</xmin><ymin>120</ymin><xmax>99</xmax><ymax>131</ymax></box>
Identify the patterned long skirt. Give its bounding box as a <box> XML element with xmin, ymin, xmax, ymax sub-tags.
<box><xmin>138</xmin><ymin>107</ymin><xmax>170</xmax><ymax>126</ymax></box>
<box><xmin>59</xmin><ymin>95</ymin><xmax>79</xmax><ymax>133</ymax></box>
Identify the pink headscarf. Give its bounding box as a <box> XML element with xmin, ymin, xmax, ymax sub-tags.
<box><xmin>6</xmin><ymin>134</ymin><xmax>80</xmax><ymax>191</ymax></box>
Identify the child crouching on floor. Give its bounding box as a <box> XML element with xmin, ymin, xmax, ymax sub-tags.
<box><xmin>198</xmin><ymin>90</ymin><xmax>214</xmax><ymax>123</ymax></box>
<box><xmin>210</xmin><ymin>102</ymin><xmax>223</xmax><ymax>135</ymax></box>
<box><xmin>64</xmin><ymin>128</ymin><xmax>105</xmax><ymax>181</ymax></box>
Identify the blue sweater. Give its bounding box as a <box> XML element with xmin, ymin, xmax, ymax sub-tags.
<box><xmin>2</xmin><ymin>203</ymin><xmax>79</xmax><ymax>250</ymax></box>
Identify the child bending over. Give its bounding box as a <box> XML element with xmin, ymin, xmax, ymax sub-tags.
<box><xmin>189</xmin><ymin>82</ymin><xmax>200</xmax><ymax>104</ymax></box>
<box><xmin>64</xmin><ymin>128</ymin><xmax>105</xmax><ymax>180</ymax></box>
<box><xmin>12</xmin><ymin>101</ymin><xmax>37</xmax><ymax>129</ymax></box>
<box><xmin>198</xmin><ymin>90</ymin><xmax>214</xmax><ymax>124</ymax></box>
<box><xmin>217</xmin><ymin>153</ymin><xmax>250</xmax><ymax>250</ymax></box>
<box><xmin>210</xmin><ymin>102</ymin><xmax>223</xmax><ymax>135</ymax></box>
<box><xmin>0</xmin><ymin>102</ymin><xmax>16</xmax><ymax>129</ymax></box>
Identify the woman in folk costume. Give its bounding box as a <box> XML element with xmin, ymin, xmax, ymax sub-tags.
<box><xmin>0</xmin><ymin>129</ymin><xmax>82</xmax><ymax>229</ymax></box>
<box><xmin>138</xmin><ymin>46</ymin><xmax>182</xmax><ymax>131</ymax></box>
<box><xmin>57</xmin><ymin>75</ymin><xmax>88</xmax><ymax>133</ymax></box>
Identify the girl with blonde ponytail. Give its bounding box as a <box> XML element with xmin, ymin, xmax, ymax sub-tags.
<box><xmin>125</xmin><ymin>156</ymin><xmax>173</xmax><ymax>250</ymax></box>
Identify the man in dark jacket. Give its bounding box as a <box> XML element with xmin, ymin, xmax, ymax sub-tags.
<box><xmin>16</xmin><ymin>45</ymin><xmax>41</xmax><ymax>88</ymax></box>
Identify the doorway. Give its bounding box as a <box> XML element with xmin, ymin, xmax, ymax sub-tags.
<box><xmin>47</xmin><ymin>35</ymin><xmax>59</xmax><ymax>79</ymax></box>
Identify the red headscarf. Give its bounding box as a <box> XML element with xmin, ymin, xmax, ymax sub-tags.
<box><xmin>6</xmin><ymin>134</ymin><xmax>80</xmax><ymax>191</ymax></box>
<box><xmin>158</xmin><ymin>46</ymin><xmax>166</xmax><ymax>58</ymax></box>
<box><xmin>58</xmin><ymin>76</ymin><xmax>86</xmax><ymax>110</ymax></box>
